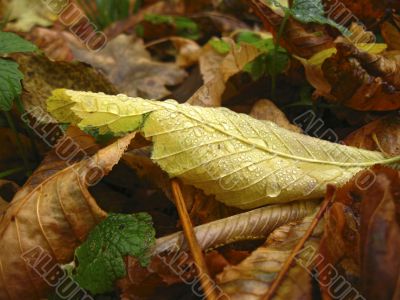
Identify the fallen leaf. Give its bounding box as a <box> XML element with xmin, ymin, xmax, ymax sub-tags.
<box><xmin>3</xmin><ymin>0</ymin><xmax>61</xmax><ymax>31</ymax></box>
<box><xmin>216</xmin><ymin>209</ymin><xmax>322</xmax><ymax>300</ymax></box>
<box><xmin>296</xmin><ymin>43</ymin><xmax>387</xmax><ymax>101</ymax></box>
<box><xmin>319</xmin><ymin>166</ymin><xmax>400</xmax><ymax>300</ymax></box>
<box><xmin>153</xmin><ymin>200</ymin><xmax>318</xmax><ymax>255</ymax></box>
<box><xmin>47</xmin><ymin>89</ymin><xmax>400</xmax><ymax>209</ymax></box>
<box><xmin>249</xmin><ymin>0</ymin><xmax>335</xmax><ymax>59</ymax></box>
<box><xmin>14</xmin><ymin>53</ymin><xmax>118</xmax><ymax>121</ymax></box>
<box><xmin>322</xmin><ymin>43</ymin><xmax>400</xmax><ymax>111</ymax></box>
<box><xmin>26</xmin><ymin>28</ymin><xmax>74</xmax><ymax>62</ymax></box>
<box><xmin>0</xmin><ymin>132</ymin><xmax>135</xmax><ymax>299</ymax></box>
<box><xmin>344</xmin><ymin>114</ymin><xmax>400</xmax><ymax>156</ymax></box>
<box><xmin>68</xmin><ymin>34</ymin><xmax>188</xmax><ymax>99</ymax></box>
<box><xmin>381</xmin><ymin>21</ymin><xmax>400</xmax><ymax>50</ymax></box>
<box><xmin>187</xmin><ymin>39</ymin><xmax>261</xmax><ymax>107</ymax></box>
<box><xmin>250</xmin><ymin>99</ymin><xmax>302</xmax><ymax>133</ymax></box>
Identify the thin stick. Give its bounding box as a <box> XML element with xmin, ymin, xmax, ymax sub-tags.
<box><xmin>261</xmin><ymin>198</ymin><xmax>333</xmax><ymax>300</ymax></box>
<box><xmin>171</xmin><ymin>179</ymin><xmax>218</xmax><ymax>300</ymax></box>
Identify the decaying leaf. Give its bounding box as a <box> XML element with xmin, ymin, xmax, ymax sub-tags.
<box><xmin>68</xmin><ymin>34</ymin><xmax>188</xmax><ymax>99</ymax></box>
<box><xmin>15</xmin><ymin>54</ymin><xmax>118</xmax><ymax>121</ymax></box>
<box><xmin>26</xmin><ymin>28</ymin><xmax>74</xmax><ymax>62</ymax></box>
<box><xmin>187</xmin><ymin>39</ymin><xmax>261</xmax><ymax>107</ymax></box>
<box><xmin>3</xmin><ymin>0</ymin><xmax>62</xmax><ymax>31</ymax></box>
<box><xmin>0</xmin><ymin>132</ymin><xmax>135</xmax><ymax>299</ymax></box>
<box><xmin>250</xmin><ymin>99</ymin><xmax>302</xmax><ymax>133</ymax></box>
<box><xmin>344</xmin><ymin>114</ymin><xmax>400</xmax><ymax>156</ymax></box>
<box><xmin>296</xmin><ymin>43</ymin><xmax>387</xmax><ymax>100</ymax></box>
<box><xmin>249</xmin><ymin>0</ymin><xmax>334</xmax><ymax>59</ymax></box>
<box><xmin>47</xmin><ymin>89</ymin><xmax>400</xmax><ymax>209</ymax></box>
<box><xmin>153</xmin><ymin>200</ymin><xmax>318</xmax><ymax>255</ymax></box>
<box><xmin>319</xmin><ymin>166</ymin><xmax>400</xmax><ymax>300</ymax></box>
<box><xmin>216</xmin><ymin>209</ymin><xmax>322</xmax><ymax>300</ymax></box>
<box><xmin>322</xmin><ymin>43</ymin><xmax>400</xmax><ymax>111</ymax></box>
<box><xmin>381</xmin><ymin>21</ymin><xmax>400</xmax><ymax>51</ymax></box>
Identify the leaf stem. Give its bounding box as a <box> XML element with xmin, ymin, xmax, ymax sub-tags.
<box><xmin>171</xmin><ymin>179</ymin><xmax>219</xmax><ymax>300</ymax></box>
<box><xmin>0</xmin><ymin>166</ymin><xmax>25</xmax><ymax>179</ymax></box>
<box><xmin>3</xmin><ymin>111</ymin><xmax>31</xmax><ymax>175</ymax></box>
<box><xmin>271</xmin><ymin>11</ymin><xmax>290</xmax><ymax>100</ymax></box>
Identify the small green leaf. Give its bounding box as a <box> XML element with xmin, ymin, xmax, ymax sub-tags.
<box><xmin>0</xmin><ymin>58</ymin><xmax>24</xmax><ymax>111</ymax></box>
<box><xmin>144</xmin><ymin>14</ymin><xmax>200</xmax><ymax>40</ymax></box>
<box><xmin>209</xmin><ymin>39</ymin><xmax>231</xmax><ymax>55</ymax></box>
<box><xmin>267</xmin><ymin>0</ymin><xmax>348</xmax><ymax>34</ymax></box>
<box><xmin>265</xmin><ymin>47</ymin><xmax>290</xmax><ymax>76</ymax></box>
<box><xmin>236</xmin><ymin>31</ymin><xmax>263</xmax><ymax>45</ymax></box>
<box><xmin>243</xmin><ymin>42</ymin><xmax>289</xmax><ymax>80</ymax></box>
<box><xmin>243</xmin><ymin>54</ymin><xmax>267</xmax><ymax>81</ymax></box>
<box><xmin>74</xmin><ymin>213</ymin><xmax>156</xmax><ymax>295</ymax></box>
<box><xmin>0</xmin><ymin>31</ymin><xmax>37</xmax><ymax>54</ymax></box>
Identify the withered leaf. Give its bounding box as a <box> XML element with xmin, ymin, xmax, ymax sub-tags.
<box><xmin>187</xmin><ymin>39</ymin><xmax>261</xmax><ymax>107</ymax></box>
<box><xmin>26</xmin><ymin>28</ymin><xmax>74</xmax><ymax>62</ymax></box>
<box><xmin>322</xmin><ymin>43</ymin><xmax>400</xmax><ymax>111</ymax></box>
<box><xmin>0</xmin><ymin>133</ymin><xmax>135</xmax><ymax>299</ymax></box>
<box><xmin>216</xmin><ymin>209</ymin><xmax>322</xmax><ymax>300</ymax></box>
<box><xmin>344</xmin><ymin>114</ymin><xmax>400</xmax><ymax>156</ymax></box>
<box><xmin>319</xmin><ymin>166</ymin><xmax>400</xmax><ymax>300</ymax></box>
<box><xmin>15</xmin><ymin>53</ymin><xmax>117</xmax><ymax>121</ymax></box>
<box><xmin>69</xmin><ymin>34</ymin><xmax>188</xmax><ymax>99</ymax></box>
<box><xmin>250</xmin><ymin>99</ymin><xmax>302</xmax><ymax>133</ymax></box>
<box><xmin>381</xmin><ymin>21</ymin><xmax>400</xmax><ymax>51</ymax></box>
<box><xmin>249</xmin><ymin>0</ymin><xmax>334</xmax><ymax>59</ymax></box>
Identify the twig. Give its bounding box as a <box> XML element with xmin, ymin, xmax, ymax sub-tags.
<box><xmin>261</xmin><ymin>197</ymin><xmax>333</xmax><ymax>300</ymax></box>
<box><xmin>171</xmin><ymin>179</ymin><xmax>218</xmax><ymax>300</ymax></box>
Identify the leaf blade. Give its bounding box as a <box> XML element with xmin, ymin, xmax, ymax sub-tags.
<box><xmin>47</xmin><ymin>90</ymin><xmax>400</xmax><ymax>209</ymax></box>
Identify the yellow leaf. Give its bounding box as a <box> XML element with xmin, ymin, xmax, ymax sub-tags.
<box><xmin>47</xmin><ymin>89</ymin><xmax>400</xmax><ymax>209</ymax></box>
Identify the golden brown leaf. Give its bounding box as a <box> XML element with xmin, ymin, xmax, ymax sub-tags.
<box><xmin>250</xmin><ymin>99</ymin><xmax>302</xmax><ymax>133</ymax></box>
<box><xmin>15</xmin><ymin>54</ymin><xmax>118</xmax><ymax>121</ymax></box>
<box><xmin>68</xmin><ymin>34</ymin><xmax>188</xmax><ymax>99</ymax></box>
<box><xmin>216</xmin><ymin>210</ymin><xmax>322</xmax><ymax>300</ymax></box>
<box><xmin>381</xmin><ymin>21</ymin><xmax>400</xmax><ymax>50</ymax></box>
<box><xmin>187</xmin><ymin>40</ymin><xmax>261</xmax><ymax>107</ymax></box>
<box><xmin>0</xmin><ymin>133</ymin><xmax>135</xmax><ymax>300</ymax></box>
<box><xmin>319</xmin><ymin>166</ymin><xmax>400</xmax><ymax>300</ymax></box>
<box><xmin>322</xmin><ymin>43</ymin><xmax>400</xmax><ymax>111</ymax></box>
<box><xmin>26</xmin><ymin>28</ymin><xmax>74</xmax><ymax>62</ymax></box>
<box><xmin>344</xmin><ymin>114</ymin><xmax>400</xmax><ymax>156</ymax></box>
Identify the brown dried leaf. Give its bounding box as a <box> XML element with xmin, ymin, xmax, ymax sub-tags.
<box><xmin>187</xmin><ymin>40</ymin><xmax>261</xmax><ymax>107</ymax></box>
<box><xmin>216</xmin><ymin>209</ymin><xmax>321</xmax><ymax>300</ymax></box>
<box><xmin>344</xmin><ymin>114</ymin><xmax>400</xmax><ymax>156</ymax></box>
<box><xmin>250</xmin><ymin>99</ymin><xmax>302</xmax><ymax>133</ymax></box>
<box><xmin>381</xmin><ymin>21</ymin><xmax>400</xmax><ymax>51</ymax></box>
<box><xmin>319</xmin><ymin>166</ymin><xmax>400</xmax><ymax>300</ymax></box>
<box><xmin>26</xmin><ymin>28</ymin><xmax>74</xmax><ymax>62</ymax></box>
<box><xmin>15</xmin><ymin>54</ymin><xmax>118</xmax><ymax>121</ymax></box>
<box><xmin>322</xmin><ymin>43</ymin><xmax>400</xmax><ymax>111</ymax></box>
<box><xmin>0</xmin><ymin>133</ymin><xmax>135</xmax><ymax>300</ymax></box>
<box><xmin>69</xmin><ymin>34</ymin><xmax>188</xmax><ymax>99</ymax></box>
